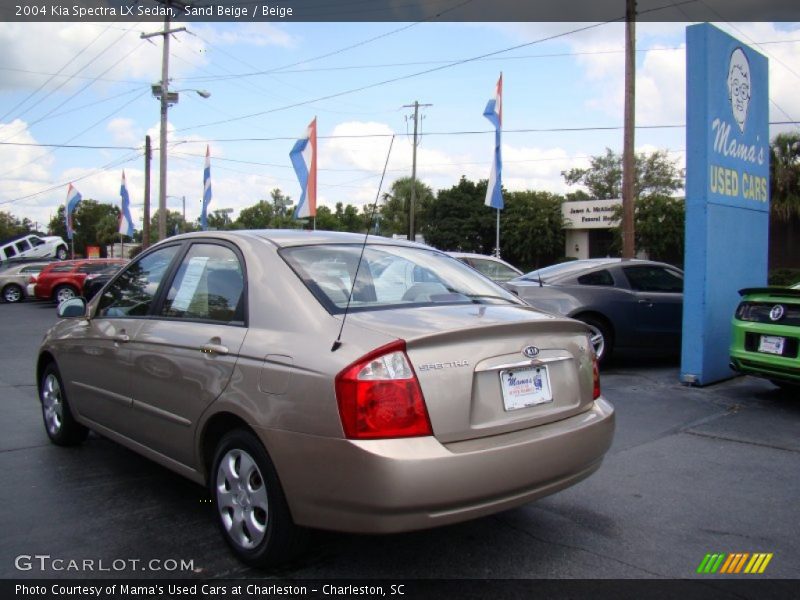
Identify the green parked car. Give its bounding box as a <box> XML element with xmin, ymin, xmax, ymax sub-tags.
<box><xmin>730</xmin><ymin>283</ymin><xmax>800</xmax><ymax>389</ymax></box>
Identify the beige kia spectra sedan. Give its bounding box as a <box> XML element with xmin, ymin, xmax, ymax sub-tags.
<box><xmin>37</xmin><ymin>230</ymin><xmax>615</xmax><ymax>568</ymax></box>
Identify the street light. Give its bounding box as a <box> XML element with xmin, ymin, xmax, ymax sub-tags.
<box><xmin>166</xmin><ymin>195</ymin><xmax>186</xmax><ymax>230</ymax></box>
<box><xmin>150</xmin><ymin>81</ymin><xmax>210</xmax><ymax>241</ymax></box>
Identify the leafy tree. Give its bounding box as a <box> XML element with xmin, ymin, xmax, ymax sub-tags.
<box><xmin>206</xmin><ymin>210</ymin><xmax>234</xmax><ymax>231</ymax></box>
<box><xmin>96</xmin><ymin>213</ymin><xmax>123</xmax><ymax>253</ymax></box>
<box><xmin>502</xmin><ymin>191</ymin><xmax>566</xmax><ymax>270</ymax></box>
<box><xmin>48</xmin><ymin>199</ymin><xmax>119</xmax><ymax>257</ymax></box>
<box><xmin>335</xmin><ymin>202</ymin><xmax>366</xmax><ymax>233</ymax></box>
<box><xmin>314</xmin><ymin>205</ymin><xmax>340</xmax><ymax>231</ymax></box>
<box><xmin>0</xmin><ymin>211</ymin><xmax>33</xmax><ymax>240</ymax></box>
<box><xmin>422</xmin><ymin>177</ymin><xmax>496</xmax><ymax>253</ymax></box>
<box><xmin>770</xmin><ymin>132</ymin><xmax>800</xmax><ymax>220</ymax></box>
<box><xmin>268</xmin><ymin>188</ymin><xmax>299</xmax><ymax>229</ymax></box>
<box><xmin>236</xmin><ymin>200</ymin><xmax>274</xmax><ymax>229</ymax></box>
<box><xmin>562</xmin><ymin>148</ymin><xmax>684</xmax><ymax>200</ymax></box>
<box><xmin>609</xmin><ymin>195</ymin><xmax>685</xmax><ymax>266</ymax></box>
<box><xmin>379</xmin><ymin>177</ymin><xmax>434</xmax><ymax>237</ymax></box>
<box><xmin>149</xmin><ymin>210</ymin><xmax>185</xmax><ymax>238</ymax></box>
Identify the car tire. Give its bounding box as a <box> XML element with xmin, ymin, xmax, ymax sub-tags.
<box><xmin>53</xmin><ymin>284</ymin><xmax>77</xmax><ymax>304</ymax></box>
<box><xmin>211</xmin><ymin>429</ymin><xmax>306</xmax><ymax>568</ymax></box>
<box><xmin>39</xmin><ymin>362</ymin><xmax>89</xmax><ymax>446</ymax></box>
<box><xmin>56</xmin><ymin>246</ymin><xmax>68</xmax><ymax>260</ymax></box>
<box><xmin>2</xmin><ymin>283</ymin><xmax>23</xmax><ymax>303</ymax></box>
<box><xmin>576</xmin><ymin>314</ymin><xmax>614</xmax><ymax>365</ymax></box>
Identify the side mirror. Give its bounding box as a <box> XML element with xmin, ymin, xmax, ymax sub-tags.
<box><xmin>57</xmin><ymin>297</ymin><xmax>87</xmax><ymax>319</ymax></box>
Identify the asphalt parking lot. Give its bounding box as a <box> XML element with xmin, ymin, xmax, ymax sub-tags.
<box><xmin>0</xmin><ymin>300</ymin><xmax>798</xmax><ymax>587</ymax></box>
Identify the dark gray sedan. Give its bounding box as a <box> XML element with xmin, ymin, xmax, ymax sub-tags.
<box><xmin>505</xmin><ymin>259</ymin><xmax>683</xmax><ymax>363</ymax></box>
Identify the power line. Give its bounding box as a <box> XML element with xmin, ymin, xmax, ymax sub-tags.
<box><xmin>0</xmin><ymin>141</ymin><xmax>138</xmax><ymax>150</ymax></box>
<box><xmin>1</xmin><ymin>25</ymin><xmax>139</xmax><ymax>129</ymax></box>
<box><xmin>0</xmin><ymin>90</ymin><xmax>150</xmax><ymax>181</ymax></box>
<box><xmin>0</xmin><ymin>22</ymin><xmax>116</xmax><ymax>123</ymax></box>
<box><xmin>174</xmin><ymin>38</ymin><xmax>800</xmax><ymax>81</ymax></box>
<box><xmin>173</xmin><ymin>1</ymin><xmax>701</xmax><ymax>135</ymax></box>
<box><xmin>0</xmin><ymin>150</ymin><xmax>143</xmax><ymax>207</ymax></box>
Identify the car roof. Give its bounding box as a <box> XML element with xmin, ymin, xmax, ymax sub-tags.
<box><xmin>516</xmin><ymin>258</ymin><xmax>680</xmax><ymax>282</ymax></box>
<box><xmin>157</xmin><ymin>229</ymin><xmax>425</xmax><ymax>250</ymax></box>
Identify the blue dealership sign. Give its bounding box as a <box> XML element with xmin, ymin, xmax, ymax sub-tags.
<box><xmin>681</xmin><ymin>24</ymin><xmax>770</xmax><ymax>385</ymax></box>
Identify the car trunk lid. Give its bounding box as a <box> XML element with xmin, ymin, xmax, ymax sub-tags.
<box><xmin>345</xmin><ymin>305</ymin><xmax>596</xmax><ymax>443</ymax></box>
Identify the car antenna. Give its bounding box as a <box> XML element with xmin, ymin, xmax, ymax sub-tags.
<box><xmin>331</xmin><ymin>134</ymin><xmax>396</xmax><ymax>352</ymax></box>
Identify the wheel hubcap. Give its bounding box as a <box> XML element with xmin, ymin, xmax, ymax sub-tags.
<box><xmin>587</xmin><ymin>325</ymin><xmax>605</xmax><ymax>360</ymax></box>
<box><xmin>4</xmin><ymin>287</ymin><xmax>21</xmax><ymax>302</ymax></box>
<box><xmin>42</xmin><ymin>373</ymin><xmax>64</xmax><ymax>434</ymax></box>
<box><xmin>57</xmin><ymin>288</ymin><xmax>74</xmax><ymax>303</ymax></box>
<box><xmin>216</xmin><ymin>449</ymin><xmax>269</xmax><ymax>550</ymax></box>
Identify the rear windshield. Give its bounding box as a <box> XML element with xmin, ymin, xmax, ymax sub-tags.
<box><xmin>281</xmin><ymin>244</ymin><xmax>523</xmax><ymax>314</ymax></box>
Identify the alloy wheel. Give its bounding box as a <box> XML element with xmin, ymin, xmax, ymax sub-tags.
<box><xmin>42</xmin><ymin>373</ymin><xmax>64</xmax><ymax>435</ymax></box>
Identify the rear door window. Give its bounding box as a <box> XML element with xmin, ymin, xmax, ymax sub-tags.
<box><xmin>622</xmin><ymin>266</ymin><xmax>683</xmax><ymax>293</ymax></box>
<box><xmin>160</xmin><ymin>244</ymin><xmax>245</xmax><ymax>324</ymax></box>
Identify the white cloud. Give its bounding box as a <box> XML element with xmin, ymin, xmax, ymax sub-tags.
<box><xmin>0</xmin><ymin>22</ymin><xmax>207</xmax><ymax>93</ymax></box>
<box><xmin>106</xmin><ymin>118</ymin><xmax>141</xmax><ymax>147</ymax></box>
<box><xmin>193</xmin><ymin>23</ymin><xmax>296</xmax><ymax>49</ymax></box>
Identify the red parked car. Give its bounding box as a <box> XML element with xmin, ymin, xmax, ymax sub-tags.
<box><xmin>32</xmin><ymin>259</ymin><xmax>127</xmax><ymax>303</ymax></box>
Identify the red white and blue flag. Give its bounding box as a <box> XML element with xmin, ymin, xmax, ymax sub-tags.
<box><xmin>201</xmin><ymin>145</ymin><xmax>212</xmax><ymax>230</ymax></box>
<box><xmin>290</xmin><ymin>117</ymin><xmax>317</xmax><ymax>219</ymax></box>
<box><xmin>118</xmin><ymin>171</ymin><xmax>135</xmax><ymax>237</ymax></box>
<box><xmin>483</xmin><ymin>73</ymin><xmax>504</xmax><ymax>210</ymax></box>
<box><xmin>65</xmin><ymin>183</ymin><xmax>82</xmax><ymax>240</ymax></box>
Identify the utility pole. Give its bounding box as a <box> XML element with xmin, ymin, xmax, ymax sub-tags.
<box><xmin>403</xmin><ymin>100</ymin><xmax>431</xmax><ymax>242</ymax></box>
<box><xmin>142</xmin><ymin>9</ymin><xmax>186</xmax><ymax>242</ymax></box>
<box><xmin>143</xmin><ymin>135</ymin><xmax>152</xmax><ymax>249</ymax></box>
<box><xmin>622</xmin><ymin>0</ymin><xmax>637</xmax><ymax>259</ymax></box>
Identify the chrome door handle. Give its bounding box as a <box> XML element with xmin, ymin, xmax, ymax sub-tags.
<box><xmin>201</xmin><ymin>343</ymin><xmax>229</xmax><ymax>355</ymax></box>
<box><xmin>638</xmin><ymin>299</ymin><xmax>653</xmax><ymax>307</ymax></box>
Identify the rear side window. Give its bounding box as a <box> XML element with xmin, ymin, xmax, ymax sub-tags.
<box><xmin>577</xmin><ymin>269</ymin><xmax>614</xmax><ymax>286</ymax></box>
<box><xmin>97</xmin><ymin>246</ymin><xmax>180</xmax><ymax>317</ymax></box>
<box><xmin>3</xmin><ymin>246</ymin><xmax>16</xmax><ymax>259</ymax></box>
<box><xmin>160</xmin><ymin>244</ymin><xmax>244</xmax><ymax>324</ymax></box>
<box><xmin>50</xmin><ymin>265</ymin><xmax>75</xmax><ymax>273</ymax></box>
<box><xmin>623</xmin><ymin>266</ymin><xmax>683</xmax><ymax>293</ymax></box>
<box><xmin>15</xmin><ymin>239</ymin><xmax>31</xmax><ymax>252</ymax></box>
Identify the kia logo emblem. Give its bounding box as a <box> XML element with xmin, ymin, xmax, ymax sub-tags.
<box><xmin>769</xmin><ymin>305</ymin><xmax>785</xmax><ymax>322</ymax></box>
<box><xmin>522</xmin><ymin>345</ymin><xmax>540</xmax><ymax>358</ymax></box>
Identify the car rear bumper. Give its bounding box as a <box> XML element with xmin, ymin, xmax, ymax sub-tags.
<box><xmin>730</xmin><ymin>321</ymin><xmax>800</xmax><ymax>384</ymax></box>
<box><xmin>259</xmin><ymin>397</ymin><xmax>615</xmax><ymax>533</ymax></box>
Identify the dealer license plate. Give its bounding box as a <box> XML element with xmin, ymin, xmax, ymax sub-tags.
<box><xmin>500</xmin><ymin>366</ymin><xmax>553</xmax><ymax>411</ymax></box>
<box><xmin>758</xmin><ymin>335</ymin><xmax>785</xmax><ymax>355</ymax></box>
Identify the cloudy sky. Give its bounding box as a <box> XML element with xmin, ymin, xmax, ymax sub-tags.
<box><xmin>0</xmin><ymin>17</ymin><xmax>798</xmax><ymax>229</ymax></box>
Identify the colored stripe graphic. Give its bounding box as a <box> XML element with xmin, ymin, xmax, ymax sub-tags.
<box><xmin>697</xmin><ymin>553</ymin><xmax>773</xmax><ymax>574</ymax></box>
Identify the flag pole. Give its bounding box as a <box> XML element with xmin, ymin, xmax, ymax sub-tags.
<box><xmin>496</xmin><ymin>209</ymin><xmax>500</xmax><ymax>258</ymax></box>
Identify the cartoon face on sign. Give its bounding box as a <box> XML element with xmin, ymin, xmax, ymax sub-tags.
<box><xmin>727</xmin><ymin>47</ymin><xmax>751</xmax><ymax>133</ymax></box>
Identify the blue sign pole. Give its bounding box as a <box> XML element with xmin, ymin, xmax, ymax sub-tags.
<box><xmin>681</xmin><ymin>24</ymin><xmax>770</xmax><ymax>385</ymax></box>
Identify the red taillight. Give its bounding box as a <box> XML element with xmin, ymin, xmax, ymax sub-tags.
<box><xmin>28</xmin><ymin>276</ymin><xmax>37</xmax><ymax>284</ymax></box>
<box><xmin>335</xmin><ymin>340</ymin><xmax>432</xmax><ymax>439</ymax></box>
<box><xmin>592</xmin><ymin>355</ymin><xmax>601</xmax><ymax>400</ymax></box>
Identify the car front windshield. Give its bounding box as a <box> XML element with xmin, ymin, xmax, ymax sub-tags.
<box><xmin>282</xmin><ymin>244</ymin><xmax>523</xmax><ymax>314</ymax></box>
